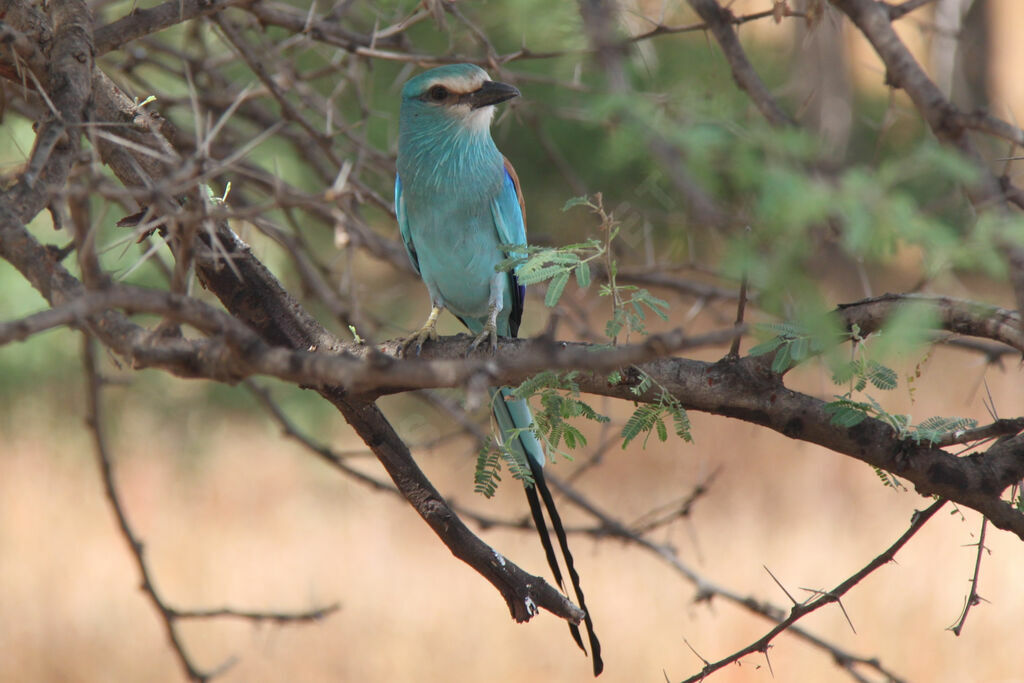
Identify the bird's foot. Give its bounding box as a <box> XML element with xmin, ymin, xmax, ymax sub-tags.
<box><xmin>468</xmin><ymin>319</ymin><xmax>498</xmax><ymax>355</ymax></box>
<box><xmin>401</xmin><ymin>307</ymin><xmax>441</xmax><ymax>356</ymax></box>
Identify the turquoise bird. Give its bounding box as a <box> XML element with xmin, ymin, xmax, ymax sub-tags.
<box><xmin>395</xmin><ymin>63</ymin><xmax>602</xmax><ymax>676</ymax></box>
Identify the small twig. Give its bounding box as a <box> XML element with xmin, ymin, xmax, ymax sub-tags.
<box><xmin>627</xmin><ymin>468</ymin><xmax>720</xmax><ymax>534</ymax></box>
<box><xmin>934</xmin><ymin>335</ymin><xmax>1016</xmax><ymax>366</ymax></box>
<box><xmin>625</xmin><ymin>7</ymin><xmax>805</xmax><ymax>45</ymax></box>
<box><xmin>82</xmin><ymin>336</ymin><xmax>211</xmax><ymax>683</ymax></box>
<box><xmin>168</xmin><ymin>604</ymin><xmax>340</xmax><ymax>623</ymax></box>
<box><xmin>949</xmin><ymin>517</ymin><xmax>989</xmax><ymax>636</ymax></box>
<box><xmin>683</xmin><ymin>637</ymin><xmax>710</xmax><ymax>668</ymax></box>
<box><xmin>727</xmin><ymin>272</ymin><xmax>749</xmax><ymax>359</ymax></box>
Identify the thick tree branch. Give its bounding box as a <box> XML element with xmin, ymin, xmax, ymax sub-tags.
<box><xmin>4</xmin><ymin>230</ymin><xmax>1023</xmax><ymax>545</ymax></box>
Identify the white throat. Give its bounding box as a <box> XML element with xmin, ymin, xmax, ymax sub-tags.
<box><xmin>464</xmin><ymin>104</ymin><xmax>496</xmax><ymax>134</ymax></box>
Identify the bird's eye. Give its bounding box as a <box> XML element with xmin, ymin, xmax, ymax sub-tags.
<box><xmin>427</xmin><ymin>85</ymin><xmax>449</xmax><ymax>102</ymax></box>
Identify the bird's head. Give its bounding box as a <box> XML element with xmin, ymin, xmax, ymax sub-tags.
<box><xmin>400</xmin><ymin>63</ymin><xmax>519</xmax><ymax>135</ymax></box>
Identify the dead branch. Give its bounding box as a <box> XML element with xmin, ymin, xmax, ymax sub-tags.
<box><xmin>681</xmin><ymin>500</ymin><xmax>945</xmax><ymax>682</ymax></box>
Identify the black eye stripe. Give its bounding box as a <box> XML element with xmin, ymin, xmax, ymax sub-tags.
<box><xmin>427</xmin><ymin>85</ymin><xmax>449</xmax><ymax>101</ymax></box>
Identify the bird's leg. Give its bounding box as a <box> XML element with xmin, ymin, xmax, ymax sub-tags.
<box><xmin>469</xmin><ymin>273</ymin><xmax>506</xmax><ymax>354</ymax></box>
<box><xmin>470</xmin><ymin>274</ymin><xmax>505</xmax><ymax>354</ymax></box>
<box><xmin>468</xmin><ymin>301</ymin><xmax>500</xmax><ymax>354</ymax></box>
<box><xmin>401</xmin><ymin>305</ymin><xmax>442</xmax><ymax>356</ymax></box>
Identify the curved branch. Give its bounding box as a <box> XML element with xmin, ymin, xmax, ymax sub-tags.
<box><xmin>685</xmin><ymin>0</ymin><xmax>794</xmax><ymax>127</ymax></box>
<box><xmin>836</xmin><ymin>294</ymin><xmax>1024</xmax><ymax>351</ymax></box>
<box><xmin>93</xmin><ymin>0</ymin><xmax>244</xmax><ymax>55</ymax></box>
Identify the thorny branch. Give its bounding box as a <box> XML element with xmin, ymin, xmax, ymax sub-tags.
<box><xmin>681</xmin><ymin>499</ymin><xmax>946</xmax><ymax>683</ymax></box>
<box><xmin>949</xmin><ymin>517</ymin><xmax>989</xmax><ymax>636</ymax></box>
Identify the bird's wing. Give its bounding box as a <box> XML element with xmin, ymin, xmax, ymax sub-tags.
<box><xmin>493</xmin><ymin>157</ymin><xmax>527</xmax><ymax>337</ymax></box>
<box><xmin>502</xmin><ymin>156</ymin><xmax>527</xmax><ymax>234</ymax></box>
<box><xmin>394</xmin><ymin>173</ymin><xmax>421</xmax><ymax>275</ymax></box>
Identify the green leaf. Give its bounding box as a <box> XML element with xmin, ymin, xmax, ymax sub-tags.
<box><xmin>622</xmin><ymin>405</ymin><xmax>660</xmax><ymax>447</ymax></box>
<box><xmin>749</xmin><ymin>336</ymin><xmax>785</xmax><ymax>357</ymax></box>
<box><xmin>563</xmin><ymin>424</ymin><xmax>586</xmax><ymax>449</ymax></box>
<box><xmin>606</xmin><ymin>309</ymin><xmax>626</xmax><ymax>339</ymax></box>
<box><xmin>872</xmin><ymin>302</ymin><xmax>941</xmax><ymax>358</ymax></box>
<box><xmin>637</xmin><ymin>291</ymin><xmax>670</xmax><ymax>319</ymax></box>
<box><xmin>542</xmin><ymin>251</ymin><xmax>582</xmax><ymax>265</ymax></box>
<box><xmin>575</xmin><ymin>399</ymin><xmax>610</xmax><ymax>423</ymax></box>
<box><xmin>630</xmin><ymin>371</ymin><xmax>653</xmax><ymax>396</ymax></box>
<box><xmin>517</xmin><ymin>264</ymin><xmax>568</xmax><ymax>286</ymax></box>
<box><xmin>790</xmin><ymin>336</ymin><xmax>810</xmax><ymax>362</ymax></box>
<box><xmin>910</xmin><ymin>415</ymin><xmax>978</xmax><ymax>445</ymax></box>
<box><xmin>771</xmin><ymin>343</ymin><xmax>792</xmax><ymax>373</ymax></box>
<box><xmin>824</xmin><ymin>399</ymin><xmax>871</xmax><ymax>428</ymax></box>
<box><xmin>671</xmin><ymin>405</ymin><xmax>693</xmax><ymax>442</ymax></box>
<box><xmin>499</xmin><ymin>437</ymin><xmax>534</xmax><ymax>485</ymax></box>
<box><xmin>474</xmin><ymin>438</ymin><xmax>502</xmax><ymax>498</ymax></box>
<box><xmin>830</xmin><ymin>407</ymin><xmax>868</xmax><ymax>428</ymax></box>
<box><xmin>545</xmin><ymin>271</ymin><xmax>570</xmax><ymax>307</ymax></box>
<box><xmin>866</xmin><ymin>361</ymin><xmax>898</xmax><ymax>391</ymax></box>
<box><xmin>873</xmin><ymin>467</ymin><xmax>903</xmax><ymax>490</ymax></box>
<box><xmin>575</xmin><ymin>262</ymin><xmax>591</xmax><ymax>289</ymax></box>
<box><xmin>495</xmin><ymin>255</ymin><xmax>527</xmax><ymax>272</ymax></box>
<box><xmin>562</xmin><ymin>195</ymin><xmax>592</xmax><ymax>212</ymax></box>
<box><xmin>830</xmin><ymin>360</ymin><xmax>856</xmax><ymax>385</ymax></box>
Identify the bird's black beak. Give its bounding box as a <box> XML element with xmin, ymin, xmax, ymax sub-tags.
<box><xmin>468</xmin><ymin>80</ymin><xmax>520</xmax><ymax>109</ymax></box>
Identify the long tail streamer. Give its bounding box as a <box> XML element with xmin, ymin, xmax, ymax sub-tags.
<box><xmin>492</xmin><ymin>387</ymin><xmax>603</xmax><ymax>677</ymax></box>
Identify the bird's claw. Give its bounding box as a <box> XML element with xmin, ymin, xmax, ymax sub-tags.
<box><xmin>400</xmin><ymin>322</ymin><xmax>439</xmax><ymax>357</ymax></box>
<box><xmin>468</xmin><ymin>322</ymin><xmax>498</xmax><ymax>355</ymax></box>
<box><xmin>401</xmin><ymin>306</ymin><xmax>442</xmax><ymax>357</ymax></box>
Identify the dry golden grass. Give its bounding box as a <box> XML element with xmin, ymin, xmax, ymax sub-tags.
<box><xmin>1</xmin><ymin>331</ymin><xmax>1022</xmax><ymax>683</ymax></box>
